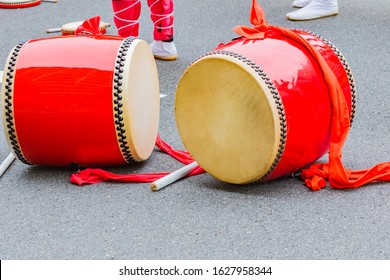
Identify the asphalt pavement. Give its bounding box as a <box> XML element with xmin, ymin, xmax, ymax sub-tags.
<box><xmin>0</xmin><ymin>0</ymin><xmax>389</xmax><ymax>259</ymax></box>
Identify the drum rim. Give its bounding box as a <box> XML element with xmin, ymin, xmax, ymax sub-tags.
<box><xmin>1</xmin><ymin>42</ymin><xmax>30</xmax><ymax>164</ymax></box>
<box><xmin>175</xmin><ymin>51</ymin><xmax>287</xmax><ymax>184</ymax></box>
<box><xmin>113</xmin><ymin>37</ymin><xmax>160</xmax><ymax>163</ymax></box>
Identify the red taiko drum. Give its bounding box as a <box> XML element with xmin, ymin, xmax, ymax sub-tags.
<box><xmin>1</xmin><ymin>35</ymin><xmax>160</xmax><ymax>167</ymax></box>
<box><xmin>175</xmin><ymin>29</ymin><xmax>356</xmax><ymax>184</ymax></box>
<box><xmin>0</xmin><ymin>0</ymin><xmax>41</xmax><ymax>8</ymax></box>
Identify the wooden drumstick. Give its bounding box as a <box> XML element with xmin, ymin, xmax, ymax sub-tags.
<box><xmin>0</xmin><ymin>153</ymin><xmax>16</xmax><ymax>178</ymax></box>
<box><xmin>151</xmin><ymin>161</ymin><xmax>199</xmax><ymax>191</ymax></box>
<box><xmin>42</xmin><ymin>0</ymin><xmax>58</xmax><ymax>3</ymax></box>
<box><xmin>46</xmin><ymin>27</ymin><xmax>62</xmax><ymax>33</ymax></box>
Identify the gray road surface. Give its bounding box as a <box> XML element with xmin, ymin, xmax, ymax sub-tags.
<box><xmin>0</xmin><ymin>0</ymin><xmax>389</xmax><ymax>259</ymax></box>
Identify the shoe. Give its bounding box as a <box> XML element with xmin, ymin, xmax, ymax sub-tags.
<box><xmin>292</xmin><ymin>0</ymin><xmax>313</xmax><ymax>8</ymax></box>
<box><xmin>150</xmin><ymin>40</ymin><xmax>177</xmax><ymax>61</ymax></box>
<box><xmin>287</xmin><ymin>0</ymin><xmax>338</xmax><ymax>21</ymax></box>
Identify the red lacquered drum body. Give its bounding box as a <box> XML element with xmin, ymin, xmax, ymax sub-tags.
<box><xmin>0</xmin><ymin>0</ymin><xmax>41</xmax><ymax>9</ymax></box>
<box><xmin>175</xmin><ymin>29</ymin><xmax>356</xmax><ymax>184</ymax></box>
<box><xmin>1</xmin><ymin>35</ymin><xmax>159</xmax><ymax>166</ymax></box>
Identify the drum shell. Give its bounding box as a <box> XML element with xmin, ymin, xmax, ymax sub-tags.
<box><xmin>1</xmin><ymin>35</ymin><xmax>159</xmax><ymax>167</ymax></box>
<box><xmin>175</xmin><ymin>30</ymin><xmax>355</xmax><ymax>184</ymax></box>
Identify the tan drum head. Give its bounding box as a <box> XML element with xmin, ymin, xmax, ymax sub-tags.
<box><xmin>116</xmin><ymin>38</ymin><xmax>159</xmax><ymax>162</ymax></box>
<box><xmin>175</xmin><ymin>52</ymin><xmax>284</xmax><ymax>184</ymax></box>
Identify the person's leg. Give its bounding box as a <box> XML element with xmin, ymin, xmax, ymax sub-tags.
<box><xmin>287</xmin><ymin>0</ymin><xmax>338</xmax><ymax>21</ymax></box>
<box><xmin>147</xmin><ymin>0</ymin><xmax>177</xmax><ymax>60</ymax></box>
<box><xmin>147</xmin><ymin>0</ymin><xmax>174</xmax><ymax>41</ymax></box>
<box><xmin>112</xmin><ymin>0</ymin><xmax>141</xmax><ymax>37</ymax></box>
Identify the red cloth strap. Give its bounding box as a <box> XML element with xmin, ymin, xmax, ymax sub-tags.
<box><xmin>234</xmin><ymin>0</ymin><xmax>390</xmax><ymax>190</ymax></box>
<box><xmin>75</xmin><ymin>16</ymin><xmax>103</xmax><ymax>35</ymax></box>
<box><xmin>233</xmin><ymin>0</ymin><xmax>268</xmax><ymax>40</ymax></box>
<box><xmin>70</xmin><ymin>135</ymin><xmax>204</xmax><ymax>186</ymax></box>
<box><xmin>70</xmin><ymin>169</ymin><xmax>169</xmax><ymax>186</ymax></box>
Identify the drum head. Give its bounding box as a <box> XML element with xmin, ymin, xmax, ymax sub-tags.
<box><xmin>120</xmin><ymin>39</ymin><xmax>160</xmax><ymax>162</ymax></box>
<box><xmin>175</xmin><ymin>53</ymin><xmax>282</xmax><ymax>184</ymax></box>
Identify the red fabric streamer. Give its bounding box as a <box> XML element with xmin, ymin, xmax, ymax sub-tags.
<box><xmin>70</xmin><ymin>135</ymin><xmax>204</xmax><ymax>186</ymax></box>
<box><xmin>233</xmin><ymin>0</ymin><xmax>268</xmax><ymax>40</ymax></box>
<box><xmin>234</xmin><ymin>0</ymin><xmax>390</xmax><ymax>190</ymax></box>
<box><xmin>75</xmin><ymin>16</ymin><xmax>103</xmax><ymax>35</ymax></box>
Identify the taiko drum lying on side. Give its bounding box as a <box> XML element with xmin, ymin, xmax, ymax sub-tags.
<box><xmin>1</xmin><ymin>35</ymin><xmax>159</xmax><ymax>167</ymax></box>
<box><xmin>175</xmin><ymin>29</ymin><xmax>356</xmax><ymax>184</ymax></box>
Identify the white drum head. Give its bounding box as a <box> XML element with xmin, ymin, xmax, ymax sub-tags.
<box><xmin>117</xmin><ymin>38</ymin><xmax>160</xmax><ymax>162</ymax></box>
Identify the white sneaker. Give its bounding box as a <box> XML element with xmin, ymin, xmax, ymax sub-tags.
<box><xmin>150</xmin><ymin>40</ymin><xmax>177</xmax><ymax>61</ymax></box>
<box><xmin>292</xmin><ymin>0</ymin><xmax>313</xmax><ymax>8</ymax></box>
<box><xmin>287</xmin><ymin>0</ymin><xmax>338</xmax><ymax>21</ymax></box>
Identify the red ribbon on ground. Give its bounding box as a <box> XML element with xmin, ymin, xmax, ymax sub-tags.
<box><xmin>75</xmin><ymin>16</ymin><xmax>103</xmax><ymax>35</ymax></box>
<box><xmin>70</xmin><ymin>135</ymin><xmax>204</xmax><ymax>186</ymax></box>
<box><xmin>235</xmin><ymin>0</ymin><xmax>390</xmax><ymax>190</ymax></box>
